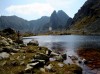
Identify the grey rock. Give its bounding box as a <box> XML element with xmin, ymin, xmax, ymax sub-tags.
<box><xmin>0</xmin><ymin>40</ymin><xmax>10</xmax><ymax>46</ymax></box>
<box><xmin>7</xmin><ymin>38</ymin><xmax>13</xmax><ymax>44</ymax></box>
<box><xmin>34</xmin><ymin>53</ymin><xmax>49</xmax><ymax>63</ymax></box>
<box><xmin>20</xmin><ymin>61</ymin><xmax>25</xmax><ymax>66</ymax></box>
<box><xmin>0</xmin><ymin>52</ymin><xmax>10</xmax><ymax>59</ymax></box>
<box><xmin>58</xmin><ymin>63</ymin><xmax>64</xmax><ymax>67</ymax></box>
<box><xmin>55</xmin><ymin>55</ymin><xmax>63</xmax><ymax>62</ymax></box>
<box><xmin>27</xmin><ymin>39</ymin><xmax>38</xmax><ymax>46</ymax></box>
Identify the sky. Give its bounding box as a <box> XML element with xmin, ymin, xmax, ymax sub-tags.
<box><xmin>0</xmin><ymin>0</ymin><xmax>87</xmax><ymax>20</ymax></box>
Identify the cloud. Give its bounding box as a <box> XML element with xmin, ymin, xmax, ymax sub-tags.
<box><xmin>5</xmin><ymin>3</ymin><xmax>54</xmax><ymax>17</ymax></box>
<box><xmin>5</xmin><ymin>0</ymin><xmax>86</xmax><ymax>20</ymax></box>
<box><xmin>46</xmin><ymin>0</ymin><xmax>75</xmax><ymax>10</ymax></box>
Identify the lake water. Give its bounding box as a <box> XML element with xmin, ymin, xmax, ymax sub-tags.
<box><xmin>23</xmin><ymin>35</ymin><xmax>100</xmax><ymax>74</ymax></box>
<box><xmin>23</xmin><ymin>35</ymin><xmax>100</xmax><ymax>52</ymax></box>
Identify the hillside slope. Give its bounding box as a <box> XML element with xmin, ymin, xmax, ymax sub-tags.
<box><xmin>70</xmin><ymin>0</ymin><xmax>100</xmax><ymax>34</ymax></box>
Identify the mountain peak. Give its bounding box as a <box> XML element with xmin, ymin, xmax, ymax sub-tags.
<box><xmin>58</xmin><ymin>10</ymin><xmax>65</xmax><ymax>13</ymax></box>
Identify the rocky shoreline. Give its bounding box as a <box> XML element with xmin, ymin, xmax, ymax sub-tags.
<box><xmin>0</xmin><ymin>34</ymin><xmax>83</xmax><ymax>74</ymax></box>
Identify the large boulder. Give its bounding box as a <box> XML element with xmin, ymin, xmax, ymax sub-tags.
<box><xmin>34</xmin><ymin>53</ymin><xmax>49</xmax><ymax>63</ymax></box>
<box><xmin>27</xmin><ymin>39</ymin><xmax>38</xmax><ymax>46</ymax></box>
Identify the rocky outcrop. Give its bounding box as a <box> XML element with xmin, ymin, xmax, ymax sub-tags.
<box><xmin>70</xmin><ymin>0</ymin><xmax>100</xmax><ymax>34</ymax></box>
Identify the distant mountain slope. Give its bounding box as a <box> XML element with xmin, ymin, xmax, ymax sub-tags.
<box><xmin>0</xmin><ymin>15</ymin><xmax>29</xmax><ymax>32</ymax></box>
<box><xmin>71</xmin><ymin>0</ymin><xmax>100</xmax><ymax>34</ymax></box>
<box><xmin>29</xmin><ymin>16</ymin><xmax>50</xmax><ymax>33</ymax></box>
<box><xmin>0</xmin><ymin>10</ymin><xmax>71</xmax><ymax>34</ymax></box>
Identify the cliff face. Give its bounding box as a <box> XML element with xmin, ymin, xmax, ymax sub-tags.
<box><xmin>50</xmin><ymin>10</ymin><xmax>70</xmax><ymax>30</ymax></box>
<box><xmin>71</xmin><ymin>0</ymin><xmax>100</xmax><ymax>34</ymax></box>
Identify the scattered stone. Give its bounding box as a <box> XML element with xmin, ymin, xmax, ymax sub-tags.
<box><xmin>49</xmin><ymin>58</ymin><xmax>56</xmax><ymax>61</ymax></box>
<box><xmin>68</xmin><ymin>55</ymin><xmax>78</xmax><ymax>60</ymax></box>
<box><xmin>46</xmin><ymin>50</ymin><xmax>52</xmax><ymax>56</ymax></box>
<box><xmin>19</xmin><ymin>44</ymin><xmax>27</xmax><ymax>47</ymax></box>
<box><xmin>78</xmin><ymin>60</ymin><xmax>82</xmax><ymax>64</ymax></box>
<box><xmin>13</xmin><ymin>48</ymin><xmax>20</xmax><ymax>52</ymax></box>
<box><xmin>44</xmin><ymin>64</ymin><xmax>53</xmax><ymax>71</ymax></box>
<box><xmin>10</xmin><ymin>53</ymin><xmax>15</xmax><ymax>55</ymax></box>
<box><xmin>22</xmin><ymin>55</ymin><xmax>26</xmax><ymax>59</ymax></box>
<box><xmin>55</xmin><ymin>55</ymin><xmax>63</xmax><ymax>62</ymax></box>
<box><xmin>82</xmin><ymin>58</ymin><xmax>88</xmax><ymax>64</ymax></box>
<box><xmin>58</xmin><ymin>63</ymin><xmax>64</xmax><ymax>67</ymax></box>
<box><xmin>17</xmin><ymin>56</ymin><xmax>20</xmax><ymax>60</ymax></box>
<box><xmin>0</xmin><ymin>40</ymin><xmax>10</xmax><ymax>46</ymax></box>
<box><xmin>25</xmin><ymin>64</ymin><xmax>33</xmax><ymax>71</ymax></box>
<box><xmin>29</xmin><ymin>62</ymin><xmax>39</xmax><ymax>67</ymax></box>
<box><xmin>40</xmin><ymin>68</ymin><xmax>45</xmax><ymax>72</ymax></box>
<box><xmin>50</xmin><ymin>52</ymin><xmax>59</xmax><ymax>56</ymax></box>
<box><xmin>0</xmin><ymin>52</ymin><xmax>10</xmax><ymax>59</ymax></box>
<box><xmin>62</xmin><ymin>54</ymin><xmax>67</xmax><ymax>60</ymax></box>
<box><xmin>20</xmin><ymin>61</ymin><xmax>25</xmax><ymax>66</ymax></box>
<box><xmin>20</xmin><ymin>50</ymin><xmax>25</xmax><ymax>53</ymax></box>
<box><xmin>7</xmin><ymin>38</ymin><xmax>13</xmax><ymax>44</ymax></box>
<box><xmin>34</xmin><ymin>53</ymin><xmax>49</xmax><ymax>63</ymax></box>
